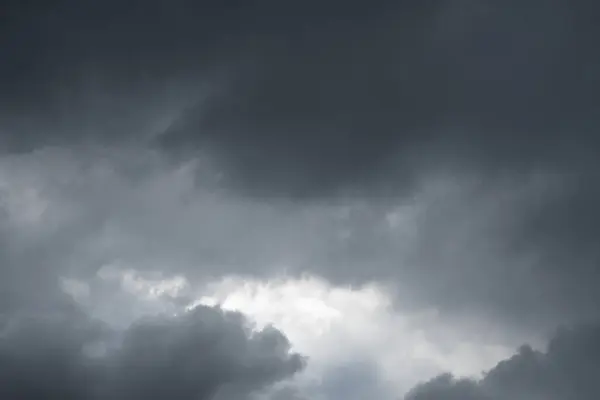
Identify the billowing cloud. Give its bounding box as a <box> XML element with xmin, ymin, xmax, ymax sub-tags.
<box><xmin>0</xmin><ymin>302</ymin><xmax>305</xmax><ymax>400</ymax></box>
<box><xmin>190</xmin><ymin>274</ymin><xmax>516</xmax><ymax>399</ymax></box>
<box><xmin>2</xmin><ymin>1</ymin><xmax>600</xmax><ymax>399</ymax></box>
<box><xmin>405</xmin><ymin>323</ymin><xmax>600</xmax><ymax>400</ymax></box>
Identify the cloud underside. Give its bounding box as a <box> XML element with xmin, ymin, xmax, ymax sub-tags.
<box><xmin>4</xmin><ymin>1</ymin><xmax>598</xmax><ymax>193</ymax></box>
<box><xmin>0</xmin><ymin>303</ymin><xmax>304</xmax><ymax>400</ymax></box>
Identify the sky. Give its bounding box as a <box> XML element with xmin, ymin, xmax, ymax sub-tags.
<box><xmin>1</xmin><ymin>1</ymin><xmax>600</xmax><ymax>399</ymax></box>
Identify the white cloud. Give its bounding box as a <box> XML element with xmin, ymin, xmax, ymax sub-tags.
<box><xmin>96</xmin><ymin>262</ymin><xmax>189</xmax><ymax>300</ymax></box>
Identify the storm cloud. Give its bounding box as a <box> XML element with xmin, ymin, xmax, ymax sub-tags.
<box><xmin>0</xmin><ymin>302</ymin><xmax>305</xmax><ymax>400</ymax></box>
<box><xmin>2</xmin><ymin>1</ymin><xmax>600</xmax><ymax>399</ymax></box>
<box><xmin>156</xmin><ymin>0</ymin><xmax>599</xmax><ymax>197</ymax></box>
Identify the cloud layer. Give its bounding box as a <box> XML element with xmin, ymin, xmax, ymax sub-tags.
<box><xmin>4</xmin><ymin>1</ymin><xmax>599</xmax><ymax>329</ymax></box>
<box><xmin>2</xmin><ymin>1</ymin><xmax>600</xmax><ymax>399</ymax></box>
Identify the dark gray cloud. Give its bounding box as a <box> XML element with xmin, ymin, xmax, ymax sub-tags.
<box><xmin>0</xmin><ymin>0</ymin><xmax>396</xmax><ymax>153</ymax></box>
<box><xmin>0</xmin><ymin>302</ymin><xmax>305</xmax><ymax>400</ymax></box>
<box><xmin>156</xmin><ymin>0</ymin><xmax>599</xmax><ymax>197</ymax></box>
<box><xmin>2</xmin><ymin>3</ymin><xmax>600</xmax><ymax>395</ymax></box>
<box><xmin>5</xmin><ymin>1</ymin><xmax>598</xmax><ymax>175</ymax></box>
<box><xmin>405</xmin><ymin>322</ymin><xmax>600</xmax><ymax>400</ymax></box>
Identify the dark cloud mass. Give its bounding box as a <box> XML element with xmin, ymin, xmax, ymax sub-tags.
<box><xmin>405</xmin><ymin>323</ymin><xmax>600</xmax><ymax>400</ymax></box>
<box><xmin>158</xmin><ymin>0</ymin><xmax>600</xmax><ymax>197</ymax></box>
<box><xmin>0</xmin><ymin>302</ymin><xmax>305</xmax><ymax>400</ymax></box>
<box><xmin>2</xmin><ymin>1</ymin><xmax>600</xmax><ymax>398</ymax></box>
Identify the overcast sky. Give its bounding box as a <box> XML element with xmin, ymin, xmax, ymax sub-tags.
<box><xmin>2</xmin><ymin>1</ymin><xmax>600</xmax><ymax>399</ymax></box>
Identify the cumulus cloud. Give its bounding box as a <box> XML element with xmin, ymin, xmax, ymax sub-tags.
<box><xmin>405</xmin><ymin>323</ymin><xmax>600</xmax><ymax>400</ymax></box>
<box><xmin>0</xmin><ymin>303</ymin><xmax>305</xmax><ymax>400</ymax></box>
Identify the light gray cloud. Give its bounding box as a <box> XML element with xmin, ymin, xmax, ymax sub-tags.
<box><xmin>1</xmin><ymin>144</ymin><xmax>598</xmax><ymax>334</ymax></box>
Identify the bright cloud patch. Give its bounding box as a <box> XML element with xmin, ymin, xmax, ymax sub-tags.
<box><xmin>191</xmin><ymin>275</ymin><xmax>514</xmax><ymax>398</ymax></box>
<box><xmin>59</xmin><ymin>267</ymin><xmax>516</xmax><ymax>399</ymax></box>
